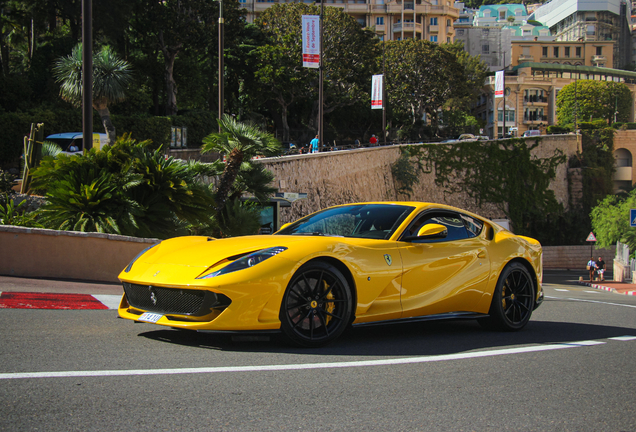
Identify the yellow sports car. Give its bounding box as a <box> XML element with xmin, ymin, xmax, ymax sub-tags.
<box><xmin>118</xmin><ymin>202</ymin><xmax>543</xmax><ymax>347</ymax></box>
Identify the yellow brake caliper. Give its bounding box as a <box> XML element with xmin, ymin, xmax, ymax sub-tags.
<box><xmin>323</xmin><ymin>280</ymin><xmax>335</xmax><ymax>325</ymax></box>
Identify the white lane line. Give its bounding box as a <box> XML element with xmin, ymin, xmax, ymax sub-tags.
<box><xmin>609</xmin><ymin>336</ymin><xmax>636</xmax><ymax>341</ymax></box>
<box><xmin>584</xmin><ymin>290</ymin><xmax>602</xmax><ymax>294</ymax></box>
<box><xmin>0</xmin><ymin>340</ymin><xmax>612</xmax><ymax>381</ymax></box>
<box><xmin>546</xmin><ymin>296</ymin><xmax>636</xmax><ymax>309</ymax></box>
<box><xmin>554</xmin><ymin>289</ymin><xmax>569</xmax><ymax>292</ymax></box>
<box><xmin>92</xmin><ymin>294</ymin><xmax>121</xmax><ymax>310</ymax></box>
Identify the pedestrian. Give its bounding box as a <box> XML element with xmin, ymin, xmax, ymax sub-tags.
<box><xmin>310</xmin><ymin>135</ymin><xmax>319</xmax><ymax>154</ymax></box>
<box><xmin>354</xmin><ymin>138</ymin><xmax>361</xmax><ymax>148</ymax></box>
<box><xmin>586</xmin><ymin>257</ymin><xmax>598</xmax><ymax>282</ymax></box>
<box><xmin>597</xmin><ymin>256</ymin><xmax>606</xmax><ymax>281</ymax></box>
<box><xmin>369</xmin><ymin>135</ymin><xmax>378</xmax><ymax>146</ymax></box>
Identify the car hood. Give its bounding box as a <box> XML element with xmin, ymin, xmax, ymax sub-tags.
<box><xmin>120</xmin><ymin>235</ymin><xmax>358</xmax><ymax>283</ymax></box>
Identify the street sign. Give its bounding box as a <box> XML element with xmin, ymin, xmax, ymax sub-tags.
<box><xmin>631</xmin><ymin>209</ymin><xmax>636</xmax><ymax>227</ymax></box>
<box><xmin>586</xmin><ymin>231</ymin><xmax>597</xmax><ymax>242</ymax></box>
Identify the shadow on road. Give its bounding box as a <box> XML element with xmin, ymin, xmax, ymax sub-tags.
<box><xmin>137</xmin><ymin>317</ymin><xmax>635</xmax><ymax>357</ymax></box>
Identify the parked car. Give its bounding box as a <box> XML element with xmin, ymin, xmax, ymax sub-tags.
<box><xmin>45</xmin><ymin>132</ymin><xmax>108</xmax><ymax>155</ymax></box>
<box><xmin>522</xmin><ymin>130</ymin><xmax>541</xmax><ymax>137</ymax></box>
<box><xmin>118</xmin><ymin>201</ymin><xmax>544</xmax><ymax>347</ymax></box>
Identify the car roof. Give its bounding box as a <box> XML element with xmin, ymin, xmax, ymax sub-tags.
<box><xmin>46</xmin><ymin>132</ymin><xmax>107</xmax><ymax>139</ymax></box>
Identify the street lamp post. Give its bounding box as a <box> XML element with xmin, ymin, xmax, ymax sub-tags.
<box><xmin>318</xmin><ymin>0</ymin><xmax>324</xmax><ymax>151</ymax></box>
<box><xmin>82</xmin><ymin>0</ymin><xmax>93</xmax><ymax>150</ymax></box>
<box><xmin>218</xmin><ymin>0</ymin><xmax>224</xmax><ymax>131</ymax></box>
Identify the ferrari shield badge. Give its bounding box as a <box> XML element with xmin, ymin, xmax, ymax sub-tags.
<box><xmin>384</xmin><ymin>254</ymin><xmax>392</xmax><ymax>266</ymax></box>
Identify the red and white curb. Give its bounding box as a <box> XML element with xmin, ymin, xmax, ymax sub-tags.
<box><xmin>0</xmin><ymin>292</ymin><xmax>120</xmax><ymax>310</ymax></box>
<box><xmin>577</xmin><ymin>282</ymin><xmax>636</xmax><ymax>296</ymax></box>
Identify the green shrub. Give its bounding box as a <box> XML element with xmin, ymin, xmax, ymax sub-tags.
<box><xmin>112</xmin><ymin>114</ymin><xmax>171</xmax><ymax>151</ymax></box>
<box><xmin>171</xmin><ymin>111</ymin><xmax>217</xmax><ymax>148</ymax></box>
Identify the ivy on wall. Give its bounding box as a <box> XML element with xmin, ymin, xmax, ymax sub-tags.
<box><xmin>396</xmin><ymin>138</ymin><xmax>567</xmax><ymax>240</ymax></box>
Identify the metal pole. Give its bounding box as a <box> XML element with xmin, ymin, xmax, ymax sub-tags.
<box><xmin>318</xmin><ymin>0</ymin><xmax>324</xmax><ymax>152</ymax></box>
<box><xmin>82</xmin><ymin>0</ymin><xmax>93</xmax><ymax>150</ymax></box>
<box><xmin>502</xmin><ymin>52</ymin><xmax>505</xmax><ymax>139</ymax></box>
<box><xmin>382</xmin><ymin>38</ymin><xmax>387</xmax><ymax>146</ymax></box>
<box><xmin>218</xmin><ymin>0</ymin><xmax>224</xmax><ymax>131</ymax></box>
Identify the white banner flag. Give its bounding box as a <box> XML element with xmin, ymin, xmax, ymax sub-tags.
<box><xmin>302</xmin><ymin>15</ymin><xmax>320</xmax><ymax>68</ymax></box>
<box><xmin>371</xmin><ymin>74</ymin><xmax>383</xmax><ymax>109</ymax></box>
<box><xmin>495</xmin><ymin>70</ymin><xmax>504</xmax><ymax>98</ymax></box>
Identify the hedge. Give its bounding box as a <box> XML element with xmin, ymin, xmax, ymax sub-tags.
<box><xmin>0</xmin><ymin>109</ymin><xmax>218</xmax><ymax>168</ymax></box>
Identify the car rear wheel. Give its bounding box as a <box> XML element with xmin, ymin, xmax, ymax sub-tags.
<box><xmin>279</xmin><ymin>261</ymin><xmax>352</xmax><ymax>347</ymax></box>
<box><xmin>479</xmin><ymin>262</ymin><xmax>535</xmax><ymax>331</ymax></box>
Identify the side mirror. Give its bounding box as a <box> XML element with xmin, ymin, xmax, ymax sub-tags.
<box><xmin>404</xmin><ymin>223</ymin><xmax>448</xmax><ymax>242</ymax></box>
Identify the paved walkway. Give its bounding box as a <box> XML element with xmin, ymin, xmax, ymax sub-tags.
<box><xmin>578</xmin><ymin>279</ymin><xmax>636</xmax><ymax>296</ymax></box>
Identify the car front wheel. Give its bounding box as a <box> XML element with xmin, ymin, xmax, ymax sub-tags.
<box><xmin>279</xmin><ymin>261</ymin><xmax>353</xmax><ymax>347</ymax></box>
<box><xmin>479</xmin><ymin>262</ymin><xmax>535</xmax><ymax>331</ymax></box>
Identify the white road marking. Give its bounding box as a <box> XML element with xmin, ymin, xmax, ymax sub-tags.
<box><xmin>584</xmin><ymin>290</ymin><xmax>602</xmax><ymax>294</ymax></box>
<box><xmin>554</xmin><ymin>289</ymin><xmax>569</xmax><ymax>292</ymax></box>
<box><xmin>609</xmin><ymin>336</ymin><xmax>636</xmax><ymax>341</ymax></box>
<box><xmin>0</xmin><ymin>339</ymin><xmax>622</xmax><ymax>381</ymax></box>
<box><xmin>546</xmin><ymin>296</ymin><xmax>636</xmax><ymax>309</ymax></box>
<box><xmin>92</xmin><ymin>294</ymin><xmax>121</xmax><ymax>310</ymax></box>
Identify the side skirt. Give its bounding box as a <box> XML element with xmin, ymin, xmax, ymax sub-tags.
<box><xmin>352</xmin><ymin>312</ymin><xmax>489</xmax><ymax>328</ymax></box>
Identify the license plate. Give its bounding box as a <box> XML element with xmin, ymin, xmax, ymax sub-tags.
<box><xmin>138</xmin><ymin>312</ymin><xmax>163</xmax><ymax>323</ymax></box>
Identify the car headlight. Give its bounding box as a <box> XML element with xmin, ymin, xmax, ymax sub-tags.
<box><xmin>196</xmin><ymin>246</ymin><xmax>287</xmax><ymax>279</ymax></box>
<box><xmin>124</xmin><ymin>243</ymin><xmax>160</xmax><ymax>273</ymax></box>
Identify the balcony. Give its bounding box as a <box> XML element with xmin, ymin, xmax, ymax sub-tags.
<box><xmin>518</xmin><ymin>54</ymin><xmax>534</xmax><ymax>62</ymax></box>
<box><xmin>393</xmin><ymin>22</ymin><xmax>423</xmax><ymax>33</ymax></box>
<box><xmin>429</xmin><ymin>24</ymin><xmax>439</xmax><ymax>33</ymax></box>
<box><xmin>614</xmin><ymin>166</ymin><xmax>633</xmax><ymax>182</ymax></box>
<box><xmin>524</xmin><ymin>95</ymin><xmax>548</xmax><ymax>104</ymax></box>
<box><xmin>523</xmin><ymin>114</ymin><xmax>548</xmax><ymax>124</ymax></box>
<box><xmin>591</xmin><ymin>55</ymin><xmax>607</xmax><ymax>63</ymax></box>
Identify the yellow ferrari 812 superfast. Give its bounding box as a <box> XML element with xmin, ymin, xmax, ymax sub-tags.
<box><xmin>118</xmin><ymin>202</ymin><xmax>543</xmax><ymax>347</ymax></box>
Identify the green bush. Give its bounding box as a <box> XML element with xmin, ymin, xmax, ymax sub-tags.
<box><xmin>547</xmin><ymin>125</ymin><xmax>571</xmax><ymax>134</ymax></box>
<box><xmin>112</xmin><ymin>114</ymin><xmax>172</xmax><ymax>151</ymax></box>
<box><xmin>171</xmin><ymin>111</ymin><xmax>217</xmax><ymax>148</ymax></box>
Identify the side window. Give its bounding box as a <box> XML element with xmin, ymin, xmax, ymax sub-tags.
<box><xmin>403</xmin><ymin>212</ymin><xmax>469</xmax><ymax>243</ymax></box>
<box><xmin>460</xmin><ymin>214</ymin><xmax>484</xmax><ymax>238</ymax></box>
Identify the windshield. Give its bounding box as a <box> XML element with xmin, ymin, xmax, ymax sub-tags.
<box><xmin>275</xmin><ymin>204</ymin><xmax>415</xmax><ymax>239</ymax></box>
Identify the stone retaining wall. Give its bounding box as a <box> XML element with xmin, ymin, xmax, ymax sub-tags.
<box><xmin>259</xmin><ymin>135</ymin><xmax>580</xmax><ymax>224</ymax></box>
<box><xmin>542</xmin><ymin>245</ymin><xmax>616</xmax><ymax>270</ymax></box>
<box><xmin>0</xmin><ymin>225</ymin><xmax>158</xmax><ymax>283</ymax></box>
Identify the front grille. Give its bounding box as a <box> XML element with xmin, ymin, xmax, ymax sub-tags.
<box><xmin>122</xmin><ymin>283</ymin><xmax>231</xmax><ymax>316</ymax></box>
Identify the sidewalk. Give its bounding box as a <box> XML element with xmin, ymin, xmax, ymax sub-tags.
<box><xmin>0</xmin><ymin>275</ymin><xmax>123</xmax><ymax>310</ymax></box>
<box><xmin>577</xmin><ymin>279</ymin><xmax>636</xmax><ymax>296</ymax></box>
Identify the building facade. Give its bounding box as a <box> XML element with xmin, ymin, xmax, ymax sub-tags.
<box><xmin>239</xmin><ymin>0</ymin><xmax>459</xmax><ymax>42</ymax></box>
<box><xmin>454</xmin><ymin>26</ymin><xmax>512</xmax><ymax>71</ymax></box>
<box><xmin>510</xmin><ymin>39</ymin><xmax>615</xmax><ymax>67</ymax></box>
<box><xmin>530</xmin><ymin>0</ymin><xmax>633</xmax><ymax>68</ymax></box>
<box><xmin>475</xmin><ymin>63</ymin><xmax>636</xmax><ymax>138</ymax></box>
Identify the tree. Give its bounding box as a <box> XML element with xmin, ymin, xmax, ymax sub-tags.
<box><xmin>201</xmin><ymin>114</ymin><xmax>280</xmax><ymax>216</ymax></box>
<box><xmin>384</xmin><ymin>40</ymin><xmax>487</xmax><ymax>138</ymax></box>
<box><xmin>556</xmin><ymin>80</ymin><xmax>632</xmax><ymax>125</ymax></box>
<box><xmin>255</xmin><ymin>3</ymin><xmax>379</xmax><ymax>141</ymax></box>
<box><xmin>53</xmin><ymin>44</ymin><xmax>132</xmax><ymax>144</ymax></box>
<box><xmin>591</xmin><ymin>189</ymin><xmax>636</xmax><ymax>250</ymax></box>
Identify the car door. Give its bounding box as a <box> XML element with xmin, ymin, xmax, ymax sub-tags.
<box><xmin>396</xmin><ymin>210</ymin><xmax>491</xmax><ymax>318</ymax></box>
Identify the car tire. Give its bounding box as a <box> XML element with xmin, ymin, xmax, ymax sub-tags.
<box><xmin>479</xmin><ymin>262</ymin><xmax>535</xmax><ymax>331</ymax></box>
<box><xmin>279</xmin><ymin>261</ymin><xmax>353</xmax><ymax>347</ymax></box>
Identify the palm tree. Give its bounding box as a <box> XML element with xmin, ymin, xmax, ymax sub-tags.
<box><xmin>202</xmin><ymin>115</ymin><xmax>281</xmax><ymax>215</ymax></box>
<box><xmin>53</xmin><ymin>44</ymin><xmax>132</xmax><ymax>145</ymax></box>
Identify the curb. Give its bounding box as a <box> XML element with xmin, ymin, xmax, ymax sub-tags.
<box><xmin>577</xmin><ymin>281</ymin><xmax>636</xmax><ymax>296</ymax></box>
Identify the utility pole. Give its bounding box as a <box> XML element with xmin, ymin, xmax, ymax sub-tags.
<box><xmin>218</xmin><ymin>0</ymin><xmax>224</xmax><ymax>131</ymax></box>
<box><xmin>318</xmin><ymin>0</ymin><xmax>324</xmax><ymax>152</ymax></box>
<box><xmin>82</xmin><ymin>0</ymin><xmax>92</xmax><ymax>150</ymax></box>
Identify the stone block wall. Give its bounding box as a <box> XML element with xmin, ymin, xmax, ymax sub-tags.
<box><xmin>260</xmin><ymin>135</ymin><xmax>580</xmax><ymax>224</ymax></box>
<box><xmin>542</xmin><ymin>245</ymin><xmax>615</xmax><ymax>270</ymax></box>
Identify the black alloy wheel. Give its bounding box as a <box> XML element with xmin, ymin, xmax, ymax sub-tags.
<box><xmin>479</xmin><ymin>262</ymin><xmax>535</xmax><ymax>331</ymax></box>
<box><xmin>280</xmin><ymin>261</ymin><xmax>353</xmax><ymax>347</ymax></box>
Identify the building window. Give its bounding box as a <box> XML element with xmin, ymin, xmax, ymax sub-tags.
<box><xmin>596</xmin><ymin>46</ymin><xmax>603</xmax><ymax>55</ymax></box>
<box><xmin>542</xmin><ymin>47</ymin><xmax>548</xmax><ymax>57</ymax></box>
<box><xmin>447</xmin><ymin>19</ymin><xmax>451</xmax><ymax>27</ymax></box>
<box><xmin>576</xmin><ymin>47</ymin><xmax>582</xmax><ymax>57</ymax></box>
<box><xmin>482</xmin><ymin>44</ymin><xmax>489</xmax><ymax>54</ymax></box>
<box><xmin>430</xmin><ymin>17</ymin><xmax>438</xmax><ymax>25</ymax></box>
<box><xmin>447</xmin><ymin>37</ymin><xmax>451</xmax><ymax>43</ymax></box>
<box><xmin>499</xmin><ymin>10</ymin><xmax>506</xmax><ymax>20</ymax></box>
<box><xmin>376</xmin><ymin>17</ymin><xmax>384</xmax><ymax>25</ymax></box>
<box><xmin>430</xmin><ymin>35</ymin><xmax>438</xmax><ymax>42</ymax></box>
<box><xmin>457</xmin><ymin>29</ymin><xmax>464</xmax><ymax>36</ymax></box>
<box><xmin>565</xmin><ymin>47</ymin><xmax>570</xmax><ymax>57</ymax></box>
<box><xmin>587</xmin><ymin>25</ymin><xmax>595</xmax><ymax>36</ymax></box>
<box><xmin>482</xmin><ymin>28</ymin><xmax>489</xmax><ymax>36</ymax></box>
<box><xmin>498</xmin><ymin>109</ymin><xmax>515</xmax><ymax>122</ymax></box>
<box><xmin>553</xmin><ymin>47</ymin><xmax>559</xmax><ymax>58</ymax></box>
